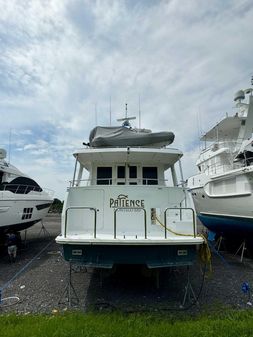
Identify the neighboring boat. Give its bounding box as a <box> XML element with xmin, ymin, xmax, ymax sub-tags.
<box><xmin>0</xmin><ymin>148</ymin><xmax>54</xmax><ymax>233</ymax></box>
<box><xmin>187</xmin><ymin>83</ymin><xmax>253</xmax><ymax>239</ymax></box>
<box><xmin>56</xmin><ymin>115</ymin><xmax>203</xmax><ymax>269</ymax></box>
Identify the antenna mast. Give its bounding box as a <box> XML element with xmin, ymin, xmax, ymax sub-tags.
<box><xmin>138</xmin><ymin>95</ymin><xmax>141</xmax><ymax>129</ymax></box>
<box><xmin>95</xmin><ymin>103</ymin><xmax>98</xmax><ymax>125</ymax></box>
<box><xmin>117</xmin><ymin>103</ymin><xmax>136</xmax><ymax>127</ymax></box>
<box><xmin>109</xmin><ymin>96</ymin><xmax>112</xmax><ymax>126</ymax></box>
<box><xmin>8</xmin><ymin>128</ymin><xmax>12</xmax><ymax>164</ymax></box>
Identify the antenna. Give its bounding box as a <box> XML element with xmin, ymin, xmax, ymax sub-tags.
<box><xmin>109</xmin><ymin>96</ymin><xmax>112</xmax><ymax>126</ymax></box>
<box><xmin>138</xmin><ymin>95</ymin><xmax>141</xmax><ymax>129</ymax></box>
<box><xmin>8</xmin><ymin>128</ymin><xmax>12</xmax><ymax>164</ymax></box>
<box><xmin>95</xmin><ymin>103</ymin><xmax>98</xmax><ymax>125</ymax></box>
<box><xmin>117</xmin><ymin>103</ymin><xmax>136</xmax><ymax>127</ymax></box>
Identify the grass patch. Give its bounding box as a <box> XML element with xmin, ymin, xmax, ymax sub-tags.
<box><xmin>1</xmin><ymin>310</ymin><xmax>253</xmax><ymax>337</ymax></box>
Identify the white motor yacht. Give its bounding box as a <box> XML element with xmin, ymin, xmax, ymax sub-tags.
<box><xmin>0</xmin><ymin>148</ymin><xmax>54</xmax><ymax>233</ymax></box>
<box><xmin>56</xmin><ymin>115</ymin><xmax>203</xmax><ymax>269</ymax></box>
<box><xmin>188</xmin><ymin>82</ymin><xmax>253</xmax><ymax>239</ymax></box>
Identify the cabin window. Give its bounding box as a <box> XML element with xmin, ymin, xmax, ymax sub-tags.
<box><xmin>117</xmin><ymin>166</ymin><xmax>125</xmax><ymax>179</ymax></box>
<box><xmin>97</xmin><ymin>167</ymin><xmax>112</xmax><ymax>185</ymax></box>
<box><xmin>22</xmin><ymin>207</ymin><xmax>33</xmax><ymax>220</ymax></box>
<box><xmin>129</xmin><ymin>166</ymin><xmax>137</xmax><ymax>178</ymax></box>
<box><xmin>142</xmin><ymin>167</ymin><xmax>158</xmax><ymax>185</ymax></box>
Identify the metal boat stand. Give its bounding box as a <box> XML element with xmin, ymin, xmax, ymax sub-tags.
<box><xmin>21</xmin><ymin>230</ymin><xmax>28</xmax><ymax>249</ymax></box>
<box><xmin>215</xmin><ymin>236</ymin><xmax>224</xmax><ymax>252</ymax></box>
<box><xmin>38</xmin><ymin>220</ymin><xmax>50</xmax><ymax>239</ymax></box>
<box><xmin>58</xmin><ymin>261</ymin><xmax>80</xmax><ymax>307</ymax></box>
<box><xmin>234</xmin><ymin>240</ymin><xmax>247</xmax><ymax>262</ymax></box>
<box><xmin>181</xmin><ymin>266</ymin><xmax>198</xmax><ymax>308</ymax></box>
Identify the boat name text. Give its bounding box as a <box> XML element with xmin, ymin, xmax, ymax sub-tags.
<box><xmin>110</xmin><ymin>194</ymin><xmax>145</xmax><ymax>208</ymax></box>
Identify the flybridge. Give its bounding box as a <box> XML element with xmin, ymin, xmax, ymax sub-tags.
<box><xmin>109</xmin><ymin>194</ymin><xmax>145</xmax><ymax>208</ymax></box>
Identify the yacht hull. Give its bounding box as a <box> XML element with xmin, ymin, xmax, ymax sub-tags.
<box><xmin>61</xmin><ymin>242</ymin><xmax>198</xmax><ymax>268</ymax></box>
<box><xmin>56</xmin><ymin>183</ymin><xmax>203</xmax><ymax>269</ymax></box>
<box><xmin>191</xmin><ymin>182</ymin><xmax>253</xmax><ymax>238</ymax></box>
<box><xmin>198</xmin><ymin>213</ymin><xmax>253</xmax><ymax>237</ymax></box>
<box><xmin>188</xmin><ymin>87</ymin><xmax>253</xmax><ymax>240</ymax></box>
<box><xmin>0</xmin><ymin>197</ymin><xmax>52</xmax><ymax>233</ymax></box>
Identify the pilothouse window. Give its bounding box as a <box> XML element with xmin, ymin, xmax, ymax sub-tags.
<box><xmin>142</xmin><ymin>167</ymin><xmax>158</xmax><ymax>185</ymax></box>
<box><xmin>129</xmin><ymin>166</ymin><xmax>137</xmax><ymax>178</ymax></box>
<box><xmin>117</xmin><ymin>166</ymin><xmax>125</xmax><ymax>179</ymax></box>
<box><xmin>97</xmin><ymin>167</ymin><xmax>112</xmax><ymax>185</ymax></box>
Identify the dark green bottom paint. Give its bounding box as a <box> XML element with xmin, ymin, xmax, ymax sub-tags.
<box><xmin>62</xmin><ymin>244</ymin><xmax>197</xmax><ymax>268</ymax></box>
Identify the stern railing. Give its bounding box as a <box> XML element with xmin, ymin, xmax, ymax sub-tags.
<box><xmin>164</xmin><ymin>207</ymin><xmax>196</xmax><ymax>238</ymax></box>
<box><xmin>64</xmin><ymin>206</ymin><xmax>196</xmax><ymax>240</ymax></box>
<box><xmin>113</xmin><ymin>207</ymin><xmax>147</xmax><ymax>239</ymax></box>
<box><xmin>64</xmin><ymin>206</ymin><xmax>97</xmax><ymax>238</ymax></box>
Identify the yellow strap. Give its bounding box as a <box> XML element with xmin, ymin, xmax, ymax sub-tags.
<box><xmin>155</xmin><ymin>216</ymin><xmax>212</xmax><ymax>272</ymax></box>
<box><xmin>155</xmin><ymin>215</ymin><xmax>196</xmax><ymax>237</ymax></box>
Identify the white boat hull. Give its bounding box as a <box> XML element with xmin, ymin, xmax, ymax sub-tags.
<box><xmin>189</xmin><ymin>168</ymin><xmax>253</xmax><ymax>237</ymax></box>
<box><xmin>0</xmin><ymin>192</ymin><xmax>52</xmax><ymax>233</ymax></box>
<box><xmin>56</xmin><ymin>184</ymin><xmax>203</xmax><ymax>268</ymax></box>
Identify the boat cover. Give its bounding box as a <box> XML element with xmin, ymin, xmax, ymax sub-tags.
<box><xmin>89</xmin><ymin>126</ymin><xmax>175</xmax><ymax>148</ymax></box>
<box><xmin>235</xmin><ymin>138</ymin><xmax>253</xmax><ymax>159</ymax></box>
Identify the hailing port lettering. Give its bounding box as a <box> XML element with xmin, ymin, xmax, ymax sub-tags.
<box><xmin>109</xmin><ymin>194</ymin><xmax>145</xmax><ymax>208</ymax></box>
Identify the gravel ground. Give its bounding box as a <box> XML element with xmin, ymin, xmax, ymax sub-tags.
<box><xmin>1</xmin><ymin>214</ymin><xmax>253</xmax><ymax>315</ymax></box>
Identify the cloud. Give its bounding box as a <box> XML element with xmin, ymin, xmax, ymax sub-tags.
<box><xmin>0</xmin><ymin>0</ymin><xmax>253</xmax><ymax>198</ymax></box>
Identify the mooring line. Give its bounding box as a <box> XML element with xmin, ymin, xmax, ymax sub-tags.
<box><xmin>0</xmin><ymin>239</ymin><xmax>55</xmax><ymax>305</ymax></box>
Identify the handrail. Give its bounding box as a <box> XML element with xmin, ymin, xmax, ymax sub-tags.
<box><xmin>113</xmin><ymin>207</ymin><xmax>147</xmax><ymax>239</ymax></box>
<box><xmin>63</xmin><ymin>206</ymin><xmax>196</xmax><ymax>240</ymax></box>
<box><xmin>164</xmin><ymin>207</ymin><xmax>196</xmax><ymax>238</ymax></box>
<box><xmin>64</xmin><ymin>206</ymin><xmax>97</xmax><ymax>238</ymax></box>
<box><xmin>69</xmin><ymin>178</ymin><xmax>169</xmax><ymax>187</ymax></box>
<box><xmin>0</xmin><ymin>183</ymin><xmax>54</xmax><ymax>196</ymax></box>
<box><xmin>200</xmin><ymin>140</ymin><xmax>241</xmax><ymax>154</ymax></box>
<box><xmin>0</xmin><ymin>184</ymin><xmax>42</xmax><ymax>193</ymax></box>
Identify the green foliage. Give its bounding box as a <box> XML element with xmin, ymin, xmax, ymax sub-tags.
<box><xmin>1</xmin><ymin>310</ymin><xmax>253</xmax><ymax>337</ymax></box>
<box><xmin>49</xmin><ymin>198</ymin><xmax>63</xmax><ymax>213</ymax></box>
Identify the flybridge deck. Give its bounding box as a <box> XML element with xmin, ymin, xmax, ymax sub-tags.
<box><xmin>73</xmin><ymin>147</ymin><xmax>183</xmax><ymax>171</ymax></box>
<box><xmin>56</xmin><ymin>127</ymin><xmax>203</xmax><ymax>269</ymax></box>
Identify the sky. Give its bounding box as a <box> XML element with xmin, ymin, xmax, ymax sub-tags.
<box><xmin>0</xmin><ymin>0</ymin><xmax>253</xmax><ymax>200</ymax></box>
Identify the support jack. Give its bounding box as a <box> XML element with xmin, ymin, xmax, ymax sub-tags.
<box><xmin>58</xmin><ymin>262</ymin><xmax>79</xmax><ymax>307</ymax></box>
<box><xmin>38</xmin><ymin>220</ymin><xmax>50</xmax><ymax>239</ymax></box>
<box><xmin>181</xmin><ymin>266</ymin><xmax>198</xmax><ymax>308</ymax></box>
<box><xmin>234</xmin><ymin>240</ymin><xmax>247</xmax><ymax>262</ymax></box>
<box><xmin>215</xmin><ymin>236</ymin><xmax>224</xmax><ymax>252</ymax></box>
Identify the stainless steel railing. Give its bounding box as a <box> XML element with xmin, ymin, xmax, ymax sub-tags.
<box><xmin>0</xmin><ymin>183</ymin><xmax>42</xmax><ymax>193</ymax></box>
<box><xmin>64</xmin><ymin>206</ymin><xmax>196</xmax><ymax>240</ymax></box>
<box><xmin>0</xmin><ymin>183</ymin><xmax>54</xmax><ymax>196</ymax></box>
<box><xmin>69</xmin><ymin>178</ymin><xmax>169</xmax><ymax>187</ymax></box>
<box><xmin>164</xmin><ymin>207</ymin><xmax>196</xmax><ymax>238</ymax></box>
<box><xmin>113</xmin><ymin>207</ymin><xmax>147</xmax><ymax>239</ymax></box>
<box><xmin>64</xmin><ymin>206</ymin><xmax>97</xmax><ymax>238</ymax></box>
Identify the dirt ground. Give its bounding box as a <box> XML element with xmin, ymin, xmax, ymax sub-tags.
<box><xmin>1</xmin><ymin>214</ymin><xmax>253</xmax><ymax>314</ymax></box>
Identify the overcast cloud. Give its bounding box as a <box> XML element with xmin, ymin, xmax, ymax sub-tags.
<box><xmin>0</xmin><ymin>0</ymin><xmax>253</xmax><ymax>199</ymax></box>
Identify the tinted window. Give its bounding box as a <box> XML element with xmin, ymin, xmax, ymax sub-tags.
<box><xmin>117</xmin><ymin>166</ymin><xmax>125</xmax><ymax>179</ymax></box>
<box><xmin>142</xmin><ymin>167</ymin><xmax>158</xmax><ymax>185</ymax></box>
<box><xmin>97</xmin><ymin>167</ymin><xmax>112</xmax><ymax>185</ymax></box>
<box><xmin>129</xmin><ymin>166</ymin><xmax>137</xmax><ymax>178</ymax></box>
